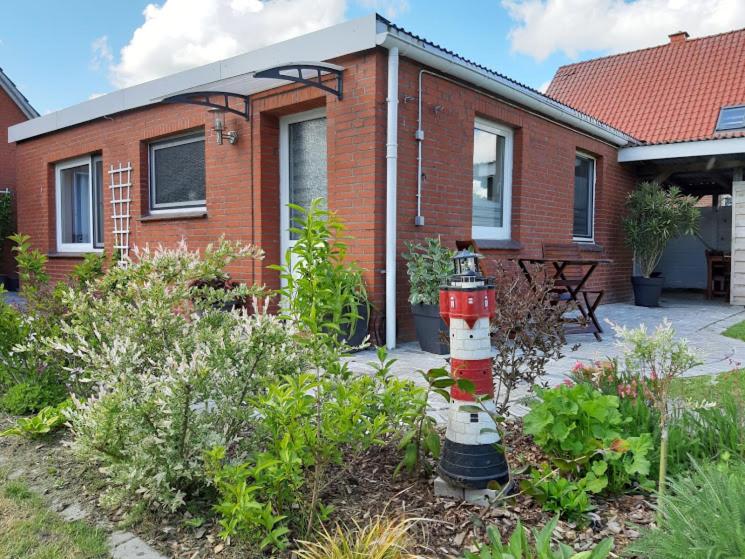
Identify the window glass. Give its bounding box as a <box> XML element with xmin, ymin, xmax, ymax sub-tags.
<box><xmin>59</xmin><ymin>164</ymin><xmax>91</xmax><ymax>245</ymax></box>
<box><xmin>288</xmin><ymin>117</ymin><xmax>327</xmax><ymax>240</ymax></box>
<box><xmin>472</xmin><ymin>128</ymin><xmax>506</xmax><ymax>229</ymax></box>
<box><xmin>150</xmin><ymin>135</ymin><xmax>205</xmax><ymax>209</ymax></box>
<box><xmin>573</xmin><ymin>154</ymin><xmax>595</xmax><ymax>239</ymax></box>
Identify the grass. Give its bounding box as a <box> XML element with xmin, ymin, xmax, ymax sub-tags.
<box><xmin>0</xmin><ymin>473</ymin><xmax>108</xmax><ymax>559</ymax></box>
<box><xmin>669</xmin><ymin>368</ymin><xmax>745</xmax><ymax>402</ymax></box>
<box><xmin>723</xmin><ymin>319</ymin><xmax>745</xmax><ymax>342</ymax></box>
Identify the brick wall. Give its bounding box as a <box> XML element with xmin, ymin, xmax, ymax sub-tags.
<box><xmin>393</xmin><ymin>57</ymin><xmax>636</xmax><ymax>339</ymax></box>
<box><xmin>13</xmin><ymin>47</ymin><xmax>636</xmax><ymax>344</ymax></box>
<box><xmin>14</xmin><ymin>50</ymin><xmax>388</xmax><ymax>310</ymax></box>
<box><xmin>0</xmin><ymin>87</ymin><xmax>28</xmax><ymax>280</ymax></box>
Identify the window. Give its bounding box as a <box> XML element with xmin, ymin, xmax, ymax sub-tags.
<box><xmin>93</xmin><ymin>156</ymin><xmax>104</xmax><ymax>248</ymax></box>
<box><xmin>716</xmin><ymin>105</ymin><xmax>745</xmax><ymax>132</ymax></box>
<box><xmin>55</xmin><ymin>155</ymin><xmax>104</xmax><ymax>253</ymax></box>
<box><xmin>573</xmin><ymin>153</ymin><xmax>595</xmax><ymax>240</ymax></box>
<box><xmin>472</xmin><ymin>118</ymin><xmax>513</xmax><ymax>240</ymax></box>
<box><xmin>149</xmin><ymin>133</ymin><xmax>205</xmax><ymax>211</ymax></box>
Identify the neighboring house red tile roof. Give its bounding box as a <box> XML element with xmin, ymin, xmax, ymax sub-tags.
<box><xmin>546</xmin><ymin>28</ymin><xmax>745</xmax><ymax>145</ymax></box>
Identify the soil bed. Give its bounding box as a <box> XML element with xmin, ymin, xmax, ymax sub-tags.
<box><xmin>0</xmin><ymin>413</ymin><xmax>654</xmax><ymax>558</ymax></box>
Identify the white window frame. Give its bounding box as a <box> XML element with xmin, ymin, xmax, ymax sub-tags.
<box><xmin>148</xmin><ymin>132</ymin><xmax>206</xmax><ymax>213</ymax></box>
<box><xmin>55</xmin><ymin>155</ymin><xmax>102</xmax><ymax>254</ymax></box>
<box><xmin>573</xmin><ymin>152</ymin><xmax>596</xmax><ymax>242</ymax></box>
<box><xmin>92</xmin><ymin>155</ymin><xmax>104</xmax><ymax>249</ymax></box>
<box><xmin>471</xmin><ymin>117</ymin><xmax>513</xmax><ymax>240</ymax></box>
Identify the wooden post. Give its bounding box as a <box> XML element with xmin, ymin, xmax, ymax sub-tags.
<box><xmin>731</xmin><ymin>167</ymin><xmax>745</xmax><ymax>304</ymax></box>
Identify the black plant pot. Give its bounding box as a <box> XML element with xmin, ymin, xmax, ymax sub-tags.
<box><xmin>339</xmin><ymin>302</ymin><xmax>370</xmax><ymax>350</ymax></box>
<box><xmin>411</xmin><ymin>303</ymin><xmax>449</xmax><ymax>355</ymax></box>
<box><xmin>631</xmin><ymin>275</ymin><xmax>664</xmax><ymax>307</ymax></box>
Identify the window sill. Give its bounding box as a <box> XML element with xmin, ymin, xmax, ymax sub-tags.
<box><xmin>48</xmin><ymin>252</ymin><xmax>94</xmax><ymax>259</ymax></box>
<box><xmin>473</xmin><ymin>239</ymin><xmax>523</xmax><ymax>251</ymax></box>
<box><xmin>573</xmin><ymin>241</ymin><xmax>604</xmax><ymax>252</ymax></box>
<box><xmin>139</xmin><ymin>210</ymin><xmax>208</xmax><ymax>222</ymax></box>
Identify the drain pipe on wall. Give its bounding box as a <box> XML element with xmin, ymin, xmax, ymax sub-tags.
<box><xmin>385</xmin><ymin>47</ymin><xmax>399</xmax><ymax>350</ymax></box>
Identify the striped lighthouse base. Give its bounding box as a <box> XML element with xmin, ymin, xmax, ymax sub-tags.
<box><xmin>437</xmin><ymin>399</ymin><xmax>510</xmax><ymax>490</ymax></box>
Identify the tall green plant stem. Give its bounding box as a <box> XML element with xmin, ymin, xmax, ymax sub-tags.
<box><xmin>657</xmin><ymin>422</ymin><xmax>669</xmax><ymax>523</ymax></box>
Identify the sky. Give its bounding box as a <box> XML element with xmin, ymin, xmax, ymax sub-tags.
<box><xmin>3</xmin><ymin>0</ymin><xmax>745</xmax><ymax>116</ymax></box>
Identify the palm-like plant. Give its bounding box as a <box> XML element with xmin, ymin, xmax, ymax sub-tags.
<box><xmin>623</xmin><ymin>182</ymin><xmax>700</xmax><ymax>278</ymax></box>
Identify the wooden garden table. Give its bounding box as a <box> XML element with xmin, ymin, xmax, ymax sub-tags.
<box><xmin>516</xmin><ymin>257</ymin><xmax>613</xmax><ymax>341</ymax></box>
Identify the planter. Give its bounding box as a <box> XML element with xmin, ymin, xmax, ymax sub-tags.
<box><xmin>339</xmin><ymin>302</ymin><xmax>370</xmax><ymax>350</ymax></box>
<box><xmin>412</xmin><ymin>303</ymin><xmax>449</xmax><ymax>355</ymax></box>
<box><xmin>631</xmin><ymin>275</ymin><xmax>664</xmax><ymax>307</ymax></box>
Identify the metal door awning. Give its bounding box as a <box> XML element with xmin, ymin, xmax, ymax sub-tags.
<box><xmin>159</xmin><ymin>61</ymin><xmax>344</xmax><ymax>119</ymax></box>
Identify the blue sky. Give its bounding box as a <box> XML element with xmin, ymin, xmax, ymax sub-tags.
<box><xmin>2</xmin><ymin>0</ymin><xmax>744</xmax><ymax>115</ymax></box>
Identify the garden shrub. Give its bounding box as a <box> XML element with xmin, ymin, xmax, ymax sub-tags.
<box><xmin>627</xmin><ymin>461</ymin><xmax>745</xmax><ymax>559</ymax></box>
<box><xmin>523</xmin><ymin>382</ymin><xmax>652</xmax><ymax>519</ymax></box>
<box><xmin>463</xmin><ymin>515</ymin><xmax>613</xmax><ymax>559</ymax></box>
<box><xmin>490</xmin><ymin>261</ymin><xmax>570</xmax><ymax>417</ymax></box>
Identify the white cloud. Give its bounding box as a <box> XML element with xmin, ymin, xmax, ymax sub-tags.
<box><xmin>88</xmin><ymin>92</ymin><xmax>106</xmax><ymax>100</ymax></box>
<box><xmin>109</xmin><ymin>0</ymin><xmax>346</xmax><ymax>88</ymax></box>
<box><xmin>357</xmin><ymin>0</ymin><xmax>409</xmax><ymax>18</ymax></box>
<box><xmin>90</xmin><ymin>35</ymin><xmax>113</xmax><ymax>71</ymax></box>
<box><xmin>538</xmin><ymin>79</ymin><xmax>550</xmax><ymax>93</ymax></box>
<box><xmin>503</xmin><ymin>0</ymin><xmax>745</xmax><ymax>61</ymax></box>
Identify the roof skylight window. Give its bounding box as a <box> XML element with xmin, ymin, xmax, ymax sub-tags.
<box><xmin>716</xmin><ymin>105</ymin><xmax>745</xmax><ymax>131</ymax></box>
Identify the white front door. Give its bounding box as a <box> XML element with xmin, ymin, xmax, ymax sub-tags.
<box><xmin>279</xmin><ymin>108</ymin><xmax>328</xmax><ymax>283</ymax></box>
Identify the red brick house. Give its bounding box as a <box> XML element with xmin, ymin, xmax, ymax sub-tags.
<box><xmin>7</xmin><ymin>14</ymin><xmax>638</xmax><ymax>345</ymax></box>
<box><xmin>548</xmin><ymin>28</ymin><xmax>745</xmax><ymax>304</ymax></box>
<box><xmin>0</xmin><ymin>67</ymin><xmax>38</xmax><ymax>286</ymax></box>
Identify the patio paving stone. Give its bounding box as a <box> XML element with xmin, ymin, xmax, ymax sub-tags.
<box><xmin>346</xmin><ymin>292</ymin><xmax>745</xmax><ymax>422</ymax></box>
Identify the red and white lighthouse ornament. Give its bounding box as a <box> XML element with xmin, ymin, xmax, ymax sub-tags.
<box><xmin>437</xmin><ymin>250</ymin><xmax>510</xmax><ymax>492</ymax></box>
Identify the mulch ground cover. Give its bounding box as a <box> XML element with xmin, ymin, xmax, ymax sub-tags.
<box><xmin>0</xmin><ymin>413</ymin><xmax>655</xmax><ymax>558</ymax></box>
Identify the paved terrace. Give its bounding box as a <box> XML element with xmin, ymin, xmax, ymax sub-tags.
<box><xmin>346</xmin><ymin>292</ymin><xmax>745</xmax><ymax>421</ymax></box>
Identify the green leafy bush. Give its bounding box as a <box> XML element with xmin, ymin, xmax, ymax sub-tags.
<box><xmin>402</xmin><ymin>237</ymin><xmax>454</xmax><ymax>305</ymax></box>
<box><xmin>271</xmin><ymin>198</ymin><xmax>368</xmax><ymax>350</ymax></box>
<box><xmin>205</xmin><ymin>365</ymin><xmax>423</xmax><ymax>549</ymax></box>
<box><xmin>627</xmin><ymin>461</ymin><xmax>745</xmax><ymax>559</ymax></box>
<box><xmin>623</xmin><ymin>182</ymin><xmax>700</xmax><ymax>278</ymax></box>
<box><xmin>0</xmin><ymin>380</ymin><xmax>66</xmax><ymax>415</ymax></box>
<box><xmin>523</xmin><ymin>463</ymin><xmax>602</xmax><ymax>523</ymax></box>
<box><xmin>1</xmin><ymin>399</ymin><xmax>72</xmax><ymax>438</ymax></box>
<box><xmin>463</xmin><ymin>515</ymin><xmax>613</xmax><ymax>559</ymax></box>
<box><xmin>523</xmin><ymin>383</ymin><xmax>652</xmax><ymax>519</ymax></box>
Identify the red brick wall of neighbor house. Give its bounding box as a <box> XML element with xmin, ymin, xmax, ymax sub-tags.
<box><xmin>0</xmin><ymin>87</ymin><xmax>28</xmax><ymax>279</ymax></box>
<box><xmin>393</xmin><ymin>57</ymin><xmax>637</xmax><ymax>340</ymax></box>
<box><xmin>13</xmin><ymin>46</ymin><xmax>635</xmax><ymax>343</ymax></box>
<box><xmin>13</xmin><ymin>50</ymin><xmax>388</xmax><ymax>306</ymax></box>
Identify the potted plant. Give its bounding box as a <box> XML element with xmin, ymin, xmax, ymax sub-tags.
<box><xmin>403</xmin><ymin>237</ymin><xmax>454</xmax><ymax>354</ymax></box>
<box><xmin>0</xmin><ymin>190</ymin><xmax>13</xmax><ymax>290</ymax></box>
<box><xmin>623</xmin><ymin>181</ymin><xmax>700</xmax><ymax>307</ymax></box>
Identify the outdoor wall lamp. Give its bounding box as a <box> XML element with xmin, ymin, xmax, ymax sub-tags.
<box><xmin>209</xmin><ymin>108</ymin><xmax>238</xmax><ymax>145</ymax></box>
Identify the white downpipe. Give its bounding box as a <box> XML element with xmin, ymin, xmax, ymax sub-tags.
<box><xmin>386</xmin><ymin>47</ymin><xmax>399</xmax><ymax>350</ymax></box>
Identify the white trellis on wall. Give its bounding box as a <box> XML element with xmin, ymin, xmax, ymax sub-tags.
<box><xmin>109</xmin><ymin>162</ymin><xmax>132</xmax><ymax>267</ymax></box>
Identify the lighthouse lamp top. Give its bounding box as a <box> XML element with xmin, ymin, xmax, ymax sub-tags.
<box><xmin>452</xmin><ymin>249</ymin><xmax>483</xmax><ymax>279</ymax></box>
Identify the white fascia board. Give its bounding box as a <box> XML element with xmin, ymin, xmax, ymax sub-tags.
<box><xmin>618</xmin><ymin>137</ymin><xmax>745</xmax><ymax>162</ymax></box>
<box><xmin>375</xmin><ymin>28</ymin><xmax>632</xmax><ymax>147</ymax></box>
<box><xmin>8</xmin><ymin>15</ymin><xmax>378</xmax><ymax>143</ymax></box>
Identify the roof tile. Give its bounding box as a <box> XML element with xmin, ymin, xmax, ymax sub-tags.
<box><xmin>546</xmin><ymin>28</ymin><xmax>745</xmax><ymax>144</ymax></box>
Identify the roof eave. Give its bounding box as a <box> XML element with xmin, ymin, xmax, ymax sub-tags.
<box><xmin>0</xmin><ymin>70</ymin><xmax>38</xmax><ymax>120</ymax></box>
<box><xmin>618</xmin><ymin>136</ymin><xmax>745</xmax><ymax>162</ymax></box>
<box><xmin>376</xmin><ymin>22</ymin><xmax>633</xmax><ymax>147</ymax></box>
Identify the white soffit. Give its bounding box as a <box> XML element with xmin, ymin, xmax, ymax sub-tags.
<box><xmin>618</xmin><ymin>137</ymin><xmax>745</xmax><ymax>162</ymax></box>
<box><xmin>8</xmin><ymin>17</ymin><xmax>377</xmax><ymax>142</ymax></box>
